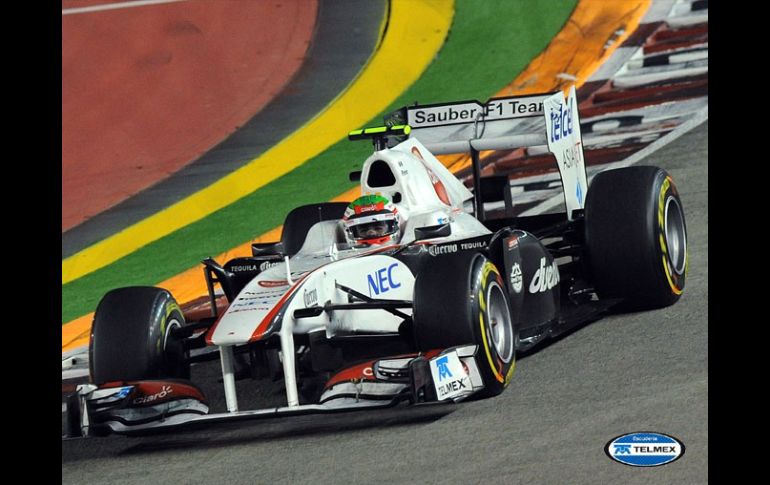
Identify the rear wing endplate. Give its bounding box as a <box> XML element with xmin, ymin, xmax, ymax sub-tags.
<box><xmin>401</xmin><ymin>86</ymin><xmax>588</xmax><ymax>220</ymax></box>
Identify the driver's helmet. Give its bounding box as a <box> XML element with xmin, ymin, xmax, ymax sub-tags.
<box><xmin>342</xmin><ymin>194</ymin><xmax>400</xmax><ymax>246</ymax></box>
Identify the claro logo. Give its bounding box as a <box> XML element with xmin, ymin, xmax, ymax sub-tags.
<box><xmin>529</xmin><ymin>257</ymin><xmax>560</xmax><ymax>293</ymax></box>
<box><xmin>133</xmin><ymin>385</ymin><xmax>173</xmax><ymax>405</ymax></box>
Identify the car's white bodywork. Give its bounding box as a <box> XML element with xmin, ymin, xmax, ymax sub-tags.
<box><xmin>208</xmin><ymin>88</ymin><xmax>588</xmax><ymax>411</ymax></box>
<box><xmin>72</xmin><ymin>88</ymin><xmax>592</xmax><ymax>436</ymax></box>
<box><xmin>208</xmin><ymin>135</ymin><xmax>491</xmax><ymax>409</ymax></box>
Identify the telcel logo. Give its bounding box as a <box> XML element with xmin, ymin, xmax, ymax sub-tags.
<box><xmin>367</xmin><ymin>263</ymin><xmax>401</xmax><ymax>296</ymax></box>
<box><xmin>549</xmin><ymin>97</ymin><xmax>574</xmax><ymax>143</ymax></box>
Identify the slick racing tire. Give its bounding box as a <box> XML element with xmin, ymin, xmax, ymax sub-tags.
<box><xmin>89</xmin><ymin>287</ymin><xmax>189</xmax><ymax>384</ymax></box>
<box><xmin>584</xmin><ymin>166</ymin><xmax>687</xmax><ymax>310</ymax></box>
<box><xmin>413</xmin><ymin>253</ymin><xmax>516</xmax><ymax>398</ymax></box>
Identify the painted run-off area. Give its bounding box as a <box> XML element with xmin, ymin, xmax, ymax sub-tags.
<box><xmin>62</xmin><ymin>0</ymin><xmax>317</xmax><ymax>230</ymax></box>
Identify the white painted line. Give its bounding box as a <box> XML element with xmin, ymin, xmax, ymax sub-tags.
<box><xmin>612</xmin><ymin>65</ymin><xmax>708</xmax><ymax>88</ymax></box>
<box><xmin>588</xmin><ymin>47</ymin><xmax>637</xmax><ymax>82</ymax></box>
<box><xmin>598</xmin><ymin>105</ymin><xmax>708</xmax><ymax>170</ymax></box>
<box><xmin>667</xmin><ymin>13</ymin><xmax>709</xmax><ymax>28</ymax></box>
<box><xmin>62</xmin><ymin>0</ymin><xmax>189</xmax><ymax>15</ymax></box>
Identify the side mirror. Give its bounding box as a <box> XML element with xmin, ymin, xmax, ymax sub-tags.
<box><xmin>414</xmin><ymin>223</ymin><xmax>451</xmax><ymax>241</ymax></box>
<box><xmin>251</xmin><ymin>241</ymin><xmax>284</xmax><ymax>257</ymax></box>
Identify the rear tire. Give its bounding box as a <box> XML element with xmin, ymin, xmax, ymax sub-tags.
<box><xmin>89</xmin><ymin>287</ymin><xmax>189</xmax><ymax>384</ymax></box>
<box><xmin>413</xmin><ymin>253</ymin><xmax>516</xmax><ymax>397</ymax></box>
<box><xmin>584</xmin><ymin>166</ymin><xmax>687</xmax><ymax>309</ymax></box>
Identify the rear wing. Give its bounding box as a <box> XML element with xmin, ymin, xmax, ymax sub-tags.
<box><xmin>398</xmin><ymin>86</ymin><xmax>588</xmax><ymax>220</ymax></box>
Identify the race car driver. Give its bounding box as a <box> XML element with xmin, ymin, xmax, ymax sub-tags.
<box><xmin>342</xmin><ymin>194</ymin><xmax>401</xmax><ymax>246</ymax></box>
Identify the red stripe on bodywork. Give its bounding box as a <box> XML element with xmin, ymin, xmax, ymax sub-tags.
<box><xmin>324</xmin><ymin>360</ymin><xmax>378</xmax><ymax>389</ymax></box>
<box><xmin>323</xmin><ymin>349</ymin><xmax>443</xmax><ymax>390</ymax></box>
<box><xmin>131</xmin><ymin>381</ymin><xmax>207</xmax><ymax>404</ymax></box>
<box><xmin>204</xmin><ymin>312</ymin><xmax>226</xmax><ymax>345</ymax></box>
<box><xmin>248</xmin><ymin>273</ymin><xmax>310</xmax><ymax>342</ymax></box>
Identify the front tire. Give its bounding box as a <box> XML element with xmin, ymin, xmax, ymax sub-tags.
<box><xmin>413</xmin><ymin>253</ymin><xmax>516</xmax><ymax>397</ymax></box>
<box><xmin>89</xmin><ymin>286</ymin><xmax>189</xmax><ymax>384</ymax></box>
<box><xmin>585</xmin><ymin>166</ymin><xmax>687</xmax><ymax>309</ymax></box>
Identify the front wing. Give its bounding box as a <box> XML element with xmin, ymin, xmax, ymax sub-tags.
<box><xmin>66</xmin><ymin>345</ymin><xmax>484</xmax><ymax>437</ymax></box>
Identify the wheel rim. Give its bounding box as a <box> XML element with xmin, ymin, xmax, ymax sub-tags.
<box><xmin>664</xmin><ymin>195</ymin><xmax>687</xmax><ymax>275</ymax></box>
<box><xmin>486</xmin><ymin>281</ymin><xmax>514</xmax><ymax>363</ymax></box>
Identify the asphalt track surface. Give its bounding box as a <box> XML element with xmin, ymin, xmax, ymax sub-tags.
<box><xmin>62</xmin><ymin>121</ymin><xmax>708</xmax><ymax>484</ymax></box>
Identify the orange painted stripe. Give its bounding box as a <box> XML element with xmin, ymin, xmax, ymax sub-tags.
<box><xmin>62</xmin><ymin>0</ymin><xmax>651</xmax><ymax>353</ymax></box>
<box><xmin>62</xmin><ymin>313</ymin><xmax>93</xmax><ymax>351</ymax></box>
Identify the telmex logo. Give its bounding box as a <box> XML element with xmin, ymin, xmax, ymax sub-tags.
<box><xmin>605</xmin><ymin>432</ymin><xmax>685</xmax><ymax>467</ymax></box>
<box><xmin>435</xmin><ymin>356</ymin><xmax>452</xmax><ymax>381</ymax></box>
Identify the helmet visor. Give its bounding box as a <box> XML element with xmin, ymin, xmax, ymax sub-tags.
<box><xmin>350</xmin><ymin>220</ymin><xmax>397</xmax><ymax>240</ymax></box>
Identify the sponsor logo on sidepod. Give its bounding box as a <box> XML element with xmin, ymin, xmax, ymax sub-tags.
<box><xmin>510</xmin><ymin>263</ymin><xmax>523</xmax><ymax>293</ymax></box>
<box><xmin>605</xmin><ymin>432</ymin><xmax>685</xmax><ymax>467</ymax></box>
<box><xmin>429</xmin><ymin>244</ymin><xmax>457</xmax><ymax>256</ymax></box>
<box><xmin>230</xmin><ymin>261</ymin><xmax>279</xmax><ymax>272</ymax></box>
<box><xmin>259</xmin><ymin>261</ymin><xmax>280</xmax><ymax>271</ymax></box>
<box><xmin>367</xmin><ymin>263</ymin><xmax>401</xmax><ymax>297</ymax></box>
<box><xmin>528</xmin><ymin>257</ymin><xmax>559</xmax><ymax>293</ymax></box>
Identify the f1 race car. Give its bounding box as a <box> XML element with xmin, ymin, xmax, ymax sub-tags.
<box><xmin>65</xmin><ymin>87</ymin><xmax>687</xmax><ymax>437</ymax></box>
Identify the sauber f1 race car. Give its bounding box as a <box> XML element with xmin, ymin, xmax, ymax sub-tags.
<box><xmin>65</xmin><ymin>87</ymin><xmax>688</xmax><ymax>437</ymax></box>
